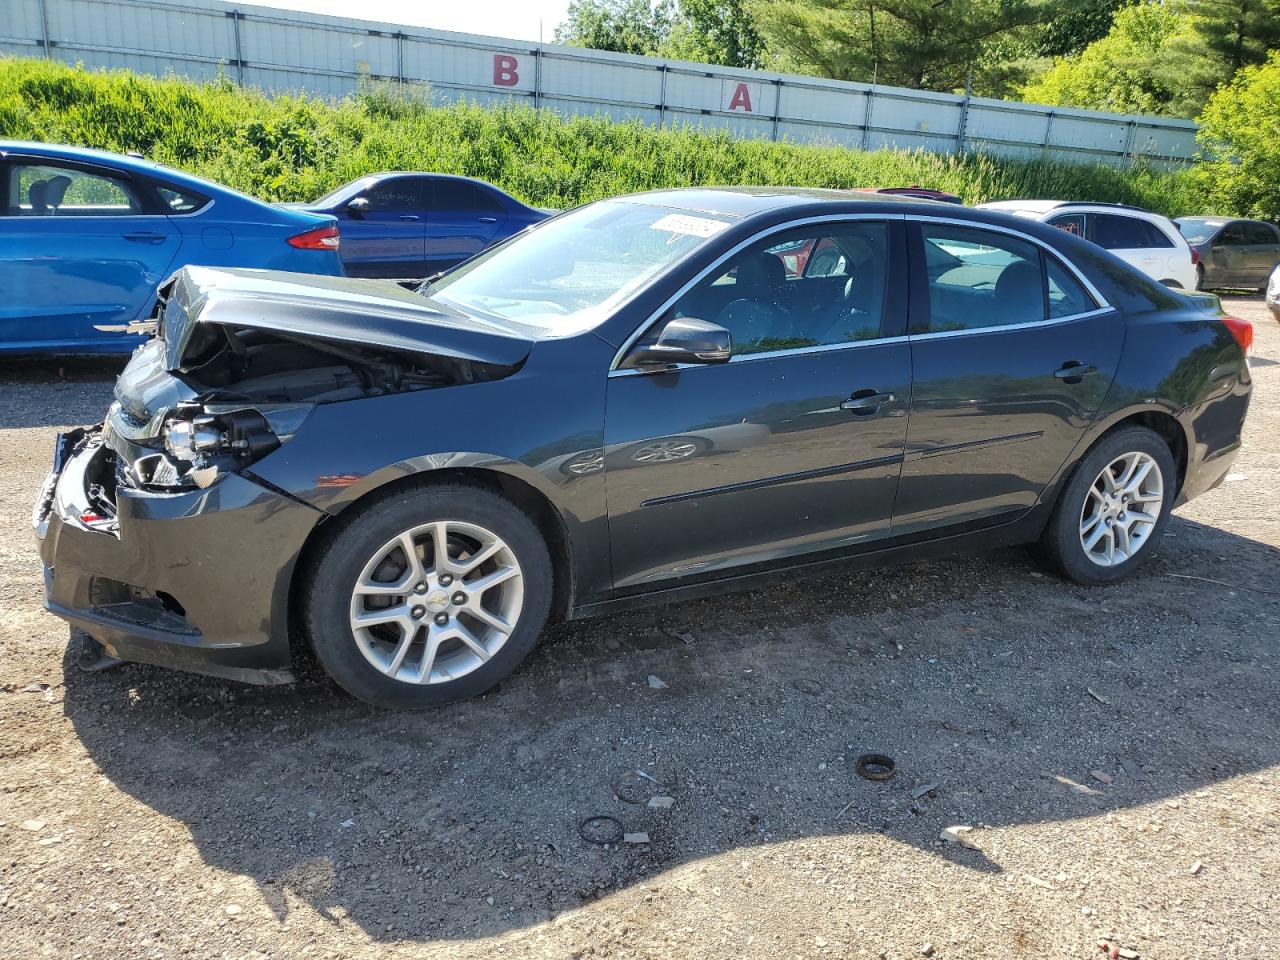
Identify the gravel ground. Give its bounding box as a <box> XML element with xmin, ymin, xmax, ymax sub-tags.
<box><xmin>1</xmin><ymin>297</ymin><xmax>1277</xmax><ymax>960</ymax></box>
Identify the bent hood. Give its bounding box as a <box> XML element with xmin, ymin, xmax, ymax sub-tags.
<box><xmin>160</xmin><ymin>266</ymin><xmax>535</xmax><ymax>370</ymax></box>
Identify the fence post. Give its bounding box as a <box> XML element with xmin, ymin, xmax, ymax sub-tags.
<box><xmin>771</xmin><ymin>78</ymin><xmax>782</xmax><ymax>141</ymax></box>
<box><xmin>1042</xmin><ymin>110</ymin><xmax>1055</xmax><ymax>156</ymax></box>
<box><xmin>534</xmin><ymin>44</ymin><xmax>542</xmax><ymax>109</ymax></box>
<box><xmin>230</xmin><ymin>9</ymin><xmax>244</xmax><ymax>85</ymax></box>
<box><xmin>37</xmin><ymin>0</ymin><xmax>51</xmax><ymax>58</ymax></box>
<box><xmin>860</xmin><ymin>86</ymin><xmax>874</xmax><ymax>149</ymax></box>
<box><xmin>1122</xmin><ymin>119</ymin><xmax>1136</xmax><ymax>168</ymax></box>
<box><xmin>396</xmin><ymin>32</ymin><xmax>404</xmax><ymax>86</ymax></box>
<box><xmin>658</xmin><ymin>64</ymin><xmax>668</xmax><ymax>129</ymax></box>
<box><xmin>957</xmin><ymin>67</ymin><xmax>972</xmax><ymax>154</ymax></box>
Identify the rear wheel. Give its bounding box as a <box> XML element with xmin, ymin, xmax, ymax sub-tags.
<box><xmin>304</xmin><ymin>484</ymin><xmax>552</xmax><ymax>708</ymax></box>
<box><xmin>1035</xmin><ymin>426</ymin><xmax>1176</xmax><ymax>584</ymax></box>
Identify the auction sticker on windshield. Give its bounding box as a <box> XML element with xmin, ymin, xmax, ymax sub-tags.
<box><xmin>649</xmin><ymin>213</ymin><xmax>731</xmax><ymax>239</ymax></box>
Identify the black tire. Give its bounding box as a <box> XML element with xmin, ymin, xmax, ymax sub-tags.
<box><xmin>303</xmin><ymin>483</ymin><xmax>552</xmax><ymax>708</ymax></box>
<box><xmin>1034</xmin><ymin>426</ymin><xmax>1177</xmax><ymax>585</ymax></box>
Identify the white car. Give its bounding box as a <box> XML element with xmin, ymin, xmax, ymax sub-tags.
<box><xmin>1267</xmin><ymin>263</ymin><xmax>1280</xmax><ymax>320</ymax></box>
<box><xmin>977</xmin><ymin>201</ymin><xmax>1198</xmax><ymax>290</ymax></box>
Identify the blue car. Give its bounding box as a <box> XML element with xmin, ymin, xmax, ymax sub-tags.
<box><xmin>287</xmin><ymin>172</ymin><xmax>551</xmax><ymax>279</ymax></box>
<box><xmin>0</xmin><ymin>141</ymin><xmax>344</xmax><ymax>354</ymax></box>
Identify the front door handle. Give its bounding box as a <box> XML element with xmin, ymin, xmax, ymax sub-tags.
<box><xmin>840</xmin><ymin>390</ymin><xmax>895</xmax><ymax>414</ymax></box>
<box><xmin>478</xmin><ymin>216</ymin><xmax>498</xmax><ymax>224</ymax></box>
<box><xmin>1054</xmin><ymin>361</ymin><xmax>1097</xmax><ymax>383</ymax></box>
<box><xmin>123</xmin><ymin>231</ymin><xmax>166</xmax><ymax>244</ymax></box>
<box><xmin>399</xmin><ymin>214</ymin><xmax>421</xmax><ymax>222</ymax></box>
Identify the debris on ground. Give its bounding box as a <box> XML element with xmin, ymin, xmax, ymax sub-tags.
<box><xmin>646</xmin><ymin>796</ymin><xmax>675</xmax><ymax>809</ymax></box>
<box><xmin>855</xmin><ymin>753</ymin><xmax>896</xmax><ymax>781</ymax></box>
<box><xmin>623</xmin><ymin>832</ymin><xmax>650</xmax><ymax>844</ymax></box>
<box><xmin>646</xmin><ymin>675</ymin><xmax>668</xmax><ymax>690</ymax></box>
<box><xmin>18</xmin><ymin>820</ymin><xmax>45</xmax><ymax>832</ymax></box>
<box><xmin>1190</xmin><ymin>861</ymin><xmax>1204</xmax><ymax>875</ymax></box>
<box><xmin>910</xmin><ymin>783</ymin><xmax>939</xmax><ymax>799</ymax></box>
<box><xmin>1042</xmin><ymin>772</ymin><xmax>1101</xmax><ymax>796</ymax></box>
<box><xmin>939</xmin><ymin>825</ymin><xmax>980</xmax><ymax>850</ymax></box>
<box><xmin>1087</xmin><ymin>688</ymin><xmax>1111</xmax><ymax>705</ymax></box>
<box><xmin>1090</xmin><ymin>769</ymin><xmax>1114</xmax><ymax>784</ymax></box>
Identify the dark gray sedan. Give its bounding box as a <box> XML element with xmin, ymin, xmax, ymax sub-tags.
<box><xmin>1176</xmin><ymin>217</ymin><xmax>1280</xmax><ymax>291</ymax></box>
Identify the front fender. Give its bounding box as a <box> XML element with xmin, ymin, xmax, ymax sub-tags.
<box><xmin>246</xmin><ymin>357</ymin><xmax>613</xmax><ymax>602</ymax></box>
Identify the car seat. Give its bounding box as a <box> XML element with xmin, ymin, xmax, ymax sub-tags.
<box><xmin>27</xmin><ymin>180</ymin><xmax>49</xmax><ymax>215</ymax></box>
<box><xmin>43</xmin><ymin>175</ymin><xmax>72</xmax><ymax>213</ymax></box>
<box><xmin>993</xmin><ymin>260</ymin><xmax>1043</xmax><ymax>325</ymax></box>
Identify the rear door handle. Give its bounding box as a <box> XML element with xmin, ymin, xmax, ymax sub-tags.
<box><xmin>478</xmin><ymin>217</ymin><xmax>498</xmax><ymax>224</ymax></box>
<box><xmin>840</xmin><ymin>391</ymin><xmax>895</xmax><ymax>413</ymax></box>
<box><xmin>123</xmin><ymin>231</ymin><xmax>166</xmax><ymax>244</ymax></box>
<box><xmin>399</xmin><ymin>215</ymin><xmax>421</xmax><ymax>222</ymax></box>
<box><xmin>1054</xmin><ymin>361</ymin><xmax>1097</xmax><ymax>382</ymax></box>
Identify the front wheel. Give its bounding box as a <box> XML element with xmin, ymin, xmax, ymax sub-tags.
<box><xmin>1034</xmin><ymin>426</ymin><xmax>1176</xmax><ymax>584</ymax></box>
<box><xmin>303</xmin><ymin>484</ymin><xmax>552</xmax><ymax>708</ymax></box>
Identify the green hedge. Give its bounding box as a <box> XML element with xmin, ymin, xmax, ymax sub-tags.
<box><xmin>0</xmin><ymin>56</ymin><xmax>1205</xmax><ymax>215</ymax></box>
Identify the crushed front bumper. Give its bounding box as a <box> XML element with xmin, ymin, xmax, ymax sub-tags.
<box><xmin>34</xmin><ymin>427</ymin><xmax>324</xmax><ymax>685</ymax></box>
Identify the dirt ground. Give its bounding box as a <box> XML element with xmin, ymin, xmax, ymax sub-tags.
<box><xmin>1</xmin><ymin>296</ymin><xmax>1277</xmax><ymax>960</ymax></box>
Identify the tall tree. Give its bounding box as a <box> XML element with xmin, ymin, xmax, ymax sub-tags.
<box><xmin>1036</xmin><ymin>0</ymin><xmax>1138</xmax><ymax>57</ymax></box>
<box><xmin>659</xmin><ymin>0</ymin><xmax>767</xmax><ymax>68</ymax></box>
<box><xmin>554</xmin><ymin>0</ymin><xmax>675</xmax><ymax>57</ymax></box>
<box><xmin>1022</xmin><ymin>3</ymin><xmax>1204</xmax><ymax>117</ymax></box>
<box><xmin>1179</xmin><ymin>0</ymin><xmax>1280</xmax><ymax>101</ymax></box>
<box><xmin>749</xmin><ymin>0</ymin><xmax>1056</xmax><ymax>93</ymax></box>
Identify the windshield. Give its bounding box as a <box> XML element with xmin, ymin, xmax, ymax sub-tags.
<box><xmin>423</xmin><ymin>200</ymin><xmax>735</xmax><ymax>333</ymax></box>
<box><xmin>1176</xmin><ymin>218</ymin><xmax>1225</xmax><ymax>244</ymax></box>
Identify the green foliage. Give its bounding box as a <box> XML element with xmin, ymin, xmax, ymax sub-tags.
<box><xmin>749</xmin><ymin>0</ymin><xmax>1056</xmax><ymax>93</ymax></box>
<box><xmin>0</xmin><ymin>56</ymin><xmax>1206</xmax><ymax>216</ymax></box>
<box><xmin>555</xmin><ymin>0</ymin><xmax>765</xmax><ymax>68</ymax></box>
<box><xmin>1021</xmin><ymin>3</ymin><xmax>1204</xmax><ymax>117</ymax></box>
<box><xmin>1022</xmin><ymin>0</ymin><xmax>1280</xmax><ymax>118</ymax></box>
<box><xmin>554</xmin><ymin>0</ymin><xmax>675</xmax><ymax>56</ymax></box>
<box><xmin>659</xmin><ymin>0</ymin><xmax>767</xmax><ymax>68</ymax></box>
<box><xmin>1191</xmin><ymin>51</ymin><xmax>1280</xmax><ymax>218</ymax></box>
<box><xmin>1036</xmin><ymin>0</ymin><xmax>1138</xmax><ymax>57</ymax></box>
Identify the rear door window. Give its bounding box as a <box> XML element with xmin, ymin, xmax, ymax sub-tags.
<box><xmin>1046</xmin><ymin>257</ymin><xmax>1098</xmax><ymax>318</ymax></box>
<box><xmin>429</xmin><ymin>180</ymin><xmax>505</xmax><ymax>215</ymax></box>
<box><xmin>1047</xmin><ymin>212</ymin><xmax>1086</xmax><ymax>238</ymax></box>
<box><xmin>5</xmin><ymin>162</ymin><xmax>143</xmax><ymax>217</ymax></box>
<box><xmin>1244</xmin><ymin>222</ymin><xmax>1279</xmax><ymax>245</ymax></box>
<box><xmin>1093</xmin><ymin>214</ymin><xmax>1170</xmax><ymax>250</ymax></box>
<box><xmin>916</xmin><ymin>225</ymin><xmax>1046</xmax><ymax>333</ymax></box>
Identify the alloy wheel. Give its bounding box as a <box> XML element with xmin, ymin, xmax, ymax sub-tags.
<box><xmin>1079</xmin><ymin>451</ymin><xmax>1164</xmax><ymax>567</ymax></box>
<box><xmin>348</xmin><ymin>520</ymin><xmax>524</xmax><ymax>684</ymax></box>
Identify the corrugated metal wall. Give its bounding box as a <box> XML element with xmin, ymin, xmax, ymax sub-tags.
<box><xmin>0</xmin><ymin>0</ymin><xmax>1201</xmax><ymax>169</ymax></box>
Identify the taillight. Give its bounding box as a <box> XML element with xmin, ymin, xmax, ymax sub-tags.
<box><xmin>1221</xmin><ymin>315</ymin><xmax>1253</xmax><ymax>356</ymax></box>
<box><xmin>287</xmin><ymin>223</ymin><xmax>340</xmax><ymax>250</ymax></box>
<box><xmin>1189</xmin><ymin>247</ymin><xmax>1200</xmax><ymax>266</ymax></box>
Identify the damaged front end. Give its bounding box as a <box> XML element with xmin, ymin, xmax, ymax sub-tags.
<box><xmin>107</xmin><ymin>266</ymin><xmax>529</xmax><ymax>493</ymax></box>
<box><xmin>36</xmin><ymin>265</ymin><xmax>534</xmax><ymax>682</ymax></box>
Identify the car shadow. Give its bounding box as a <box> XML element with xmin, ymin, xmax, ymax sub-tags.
<box><xmin>60</xmin><ymin>514</ymin><xmax>1280</xmax><ymax>942</ymax></box>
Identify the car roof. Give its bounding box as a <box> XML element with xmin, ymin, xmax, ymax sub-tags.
<box><xmin>612</xmin><ymin>185</ymin><xmax>947</xmax><ymax>219</ymax></box>
<box><xmin>0</xmin><ymin>139</ymin><xmax>244</xmax><ymax>199</ymax></box>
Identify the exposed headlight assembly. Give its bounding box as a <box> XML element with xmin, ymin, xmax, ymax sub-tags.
<box><xmin>132</xmin><ymin>402</ymin><xmax>312</xmax><ymax>490</ymax></box>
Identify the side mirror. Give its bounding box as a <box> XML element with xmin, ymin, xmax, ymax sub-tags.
<box><xmin>346</xmin><ymin>196</ymin><xmax>370</xmax><ymax>216</ymax></box>
<box><xmin>624</xmin><ymin>317</ymin><xmax>732</xmax><ymax>369</ymax></box>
